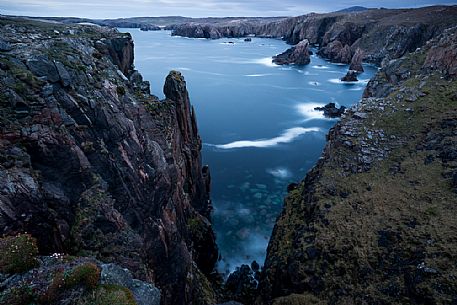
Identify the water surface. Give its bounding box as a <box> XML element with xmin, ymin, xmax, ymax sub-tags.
<box><xmin>121</xmin><ymin>29</ymin><xmax>377</xmax><ymax>274</ymax></box>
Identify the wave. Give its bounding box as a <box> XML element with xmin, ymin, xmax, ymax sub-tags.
<box><xmin>173</xmin><ymin>67</ymin><xmax>191</xmax><ymax>71</ymax></box>
<box><xmin>267</xmin><ymin>167</ymin><xmax>292</xmax><ymax>179</ymax></box>
<box><xmin>308</xmin><ymin>81</ymin><xmax>320</xmax><ymax>86</ymax></box>
<box><xmin>312</xmin><ymin>65</ymin><xmax>330</xmax><ymax>69</ymax></box>
<box><xmin>244</xmin><ymin>73</ymin><xmax>274</xmax><ymax>77</ymax></box>
<box><xmin>210</xmin><ymin>127</ymin><xmax>321</xmax><ymax>149</ymax></box>
<box><xmin>295</xmin><ymin>103</ymin><xmax>326</xmax><ymax>120</ymax></box>
<box><xmin>253</xmin><ymin>57</ymin><xmax>277</xmax><ymax>67</ymax></box>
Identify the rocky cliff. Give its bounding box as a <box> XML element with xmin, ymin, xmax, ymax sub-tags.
<box><xmin>272</xmin><ymin>39</ymin><xmax>311</xmax><ymax>66</ymax></box>
<box><xmin>171</xmin><ymin>6</ymin><xmax>457</xmax><ymax>67</ymax></box>
<box><xmin>258</xmin><ymin>26</ymin><xmax>457</xmax><ymax>305</ymax></box>
<box><xmin>0</xmin><ymin>16</ymin><xmax>218</xmax><ymax>305</ymax></box>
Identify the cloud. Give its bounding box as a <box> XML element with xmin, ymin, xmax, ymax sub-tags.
<box><xmin>1</xmin><ymin>0</ymin><xmax>456</xmax><ymax>18</ymax></box>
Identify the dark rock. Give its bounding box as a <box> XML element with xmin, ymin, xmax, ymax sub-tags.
<box><xmin>251</xmin><ymin>260</ymin><xmax>260</xmax><ymax>272</ymax></box>
<box><xmin>225</xmin><ymin>265</ymin><xmax>257</xmax><ymax>305</ymax></box>
<box><xmin>273</xmin><ymin>39</ymin><xmax>311</xmax><ymax>65</ymax></box>
<box><xmin>318</xmin><ymin>40</ymin><xmax>352</xmax><ymax>63</ymax></box>
<box><xmin>341</xmin><ymin>70</ymin><xmax>359</xmax><ymax>82</ymax></box>
<box><xmin>26</xmin><ymin>57</ymin><xmax>60</xmax><ymax>83</ymax></box>
<box><xmin>244</xmin><ymin>37</ymin><xmax>252</xmax><ymax>42</ymax></box>
<box><xmin>54</xmin><ymin>61</ymin><xmax>72</xmax><ymax>87</ymax></box>
<box><xmin>349</xmin><ymin>48</ymin><xmax>364</xmax><ymax>72</ymax></box>
<box><xmin>287</xmin><ymin>183</ymin><xmax>299</xmax><ymax>192</ymax></box>
<box><xmin>0</xmin><ymin>39</ymin><xmax>12</xmax><ymax>51</ymax></box>
<box><xmin>314</xmin><ymin>102</ymin><xmax>346</xmax><ymax>118</ymax></box>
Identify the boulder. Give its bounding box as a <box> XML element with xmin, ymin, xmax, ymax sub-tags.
<box><xmin>101</xmin><ymin>263</ymin><xmax>161</xmax><ymax>305</ymax></box>
<box><xmin>314</xmin><ymin>103</ymin><xmax>346</xmax><ymax>118</ymax></box>
<box><xmin>273</xmin><ymin>39</ymin><xmax>311</xmax><ymax>65</ymax></box>
<box><xmin>341</xmin><ymin>70</ymin><xmax>359</xmax><ymax>82</ymax></box>
<box><xmin>26</xmin><ymin>57</ymin><xmax>60</xmax><ymax>83</ymax></box>
<box><xmin>55</xmin><ymin>61</ymin><xmax>72</xmax><ymax>87</ymax></box>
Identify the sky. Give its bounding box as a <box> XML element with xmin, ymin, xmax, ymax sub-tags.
<box><xmin>0</xmin><ymin>0</ymin><xmax>456</xmax><ymax>19</ymax></box>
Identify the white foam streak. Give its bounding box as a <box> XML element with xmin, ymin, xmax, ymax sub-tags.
<box><xmin>296</xmin><ymin>103</ymin><xmax>326</xmax><ymax>120</ymax></box>
<box><xmin>312</xmin><ymin>65</ymin><xmax>330</xmax><ymax>69</ymax></box>
<box><xmin>253</xmin><ymin>57</ymin><xmax>277</xmax><ymax>67</ymax></box>
<box><xmin>244</xmin><ymin>73</ymin><xmax>273</xmax><ymax>77</ymax></box>
<box><xmin>267</xmin><ymin>167</ymin><xmax>292</xmax><ymax>179</ymax></box>
<box><xmin>214</xmin><ymin>127</ymin><xmax>320</xmax><ymax>149</ymax></box>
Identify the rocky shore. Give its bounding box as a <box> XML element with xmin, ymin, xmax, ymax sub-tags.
<box><xmin>0</xmin><ymin>17</ymin><xmax>218</xmax><ymax>305</ymax></box>
<box><xmin>257</xmin><ymin>26</ymin><xmax>457</xmax><ymax>305</ymax></box>
<box><xmin>169</xmin><ymin>6</ymin><xmax>457</xmax><ymax>68</ymax></box>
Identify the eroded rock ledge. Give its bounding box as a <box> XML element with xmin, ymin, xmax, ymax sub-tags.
<box><xmin>0</xmin><ymin>17</ymin><xmax>217</xmax><ymax>305</ymax></box>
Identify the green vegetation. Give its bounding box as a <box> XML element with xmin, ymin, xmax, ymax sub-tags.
<box><xmin>272</xmin><ymin>293</ymin><xmax>325</xmax><ymax>305</ymax></box>
<box><xmin>80</xmin><ymin>285</ymin><xmax>137</xmax><ymax>305</ymax></box>
<box><xmin>64</xmin><ymin>262</ymin><xmax>101</xmax><ymax>289</ymax></box>
<box><xmin>0</xmin><ymin>285</ymin><xmax>35</xmax><ymax>305</ymax></box>
<box><xmin>0</xmin><ymin>234</ymin><xmax>39</xmax><ymax>274</ymax></box>
<box><xmin>116</xmin><ymin>86</ymin><xmax>126</xmax><ymax>96</ymax></box>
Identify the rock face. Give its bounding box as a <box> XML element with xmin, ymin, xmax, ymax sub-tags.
<box><xmin>272</xmin><ymin>39</ymin><xmax>311</xmax><ymax>65</ymax></box>
<box><xmin>170</xmin><ymin>6</ymin><xmax>457</xmax><ymax>67</ymax></box>
<box><xmin>101</xmin><ymin>263</ymin><xmax>161</xmax><ymax>305</ymax></box>
<box><xmin>349</xmin><ymin>47</ymin><xmax>364</xmax><ymax>72</ymax></box>
<box><xmin>0</xmin><ymin>17</ymin><xmax>217</xmax><ymax>305</ymax></box>
<box><xmin>258</xmin><ymin>26</ymin><xmax>457</xmax><ymax>305</ymax></box>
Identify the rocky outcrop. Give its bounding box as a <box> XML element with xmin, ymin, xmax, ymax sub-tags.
<box><xmin>0</xmin><ymin>234</ymin><xmax>160</xmax><ymax>305</ymax></box>
<box><xmin>318</xmin><ymin>39</ymin><xmax>352</xmax><ymax>63</ymax></box>
<box><xmin>423</xmin><ymin>26</ymin><xmax>457</xmax><ymax>77</ymax></box>
<box><xmin>341</xmin><ymin>70</ymin><xmax>359</xmax><ymax>82</ymax></box>
<box><xmin>258</xmin><ymin>26</ymin><xmax>457</xmax><ymax>305</ymax></box>
<box><xmin>272</xmin><ymin>39</ymin><xmax>311</xmax><ymax>65</ymax></box>
<box><xmin>349</xmin><ymin>48</ymin><xmax>364</xmax><ymax>72</ymax></box>
<box><xmin>0</xmin><ymin>17</ymin><xmax>217</xmax><ymax>305</ymax></box>
<box><xmin>314</xmin><ymin>103</ymin><xmax>346</xmax><ymax>118</ymax></box>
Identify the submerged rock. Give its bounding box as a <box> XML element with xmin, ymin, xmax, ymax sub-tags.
<box><xmin>273</xmin><ymin>39</ymin><xmax>311</xmax><ymax>65</ymax></box>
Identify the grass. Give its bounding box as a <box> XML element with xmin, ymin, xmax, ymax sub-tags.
<box><xmin>0</xmin><ymin>234</ymin><xmax>39</xmax><ymax>274</ymax></box>
<box><xmin>80</xmin><ymin>285</ymin><xmax>137</xmax><ymax>305</ymax></box>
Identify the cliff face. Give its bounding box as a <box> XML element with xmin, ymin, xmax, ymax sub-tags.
<box><xmin>171</xmin><ymin>6</ymin><xmax>457</xmax><ymax>67</ymax></box>
<box><xmin>258</xmin><ymin>26</ymin><xmax>457</xmax><ymax>305</ymax></box>
<box><xmin>0</xmin><ymin>17</ymin><xmax>217</xmax><ymax>305</ymax></box>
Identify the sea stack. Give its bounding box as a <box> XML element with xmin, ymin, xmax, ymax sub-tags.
<box><xmin>349</xmin><ymin>48</ymin><xmax>364</xmax><ymax>72</ymax></box>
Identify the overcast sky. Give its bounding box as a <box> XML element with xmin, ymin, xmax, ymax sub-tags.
<box><xmin>0</xmin><ymin>0</ymin><xmax>456</xmax><ymax>19</ymax></box>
